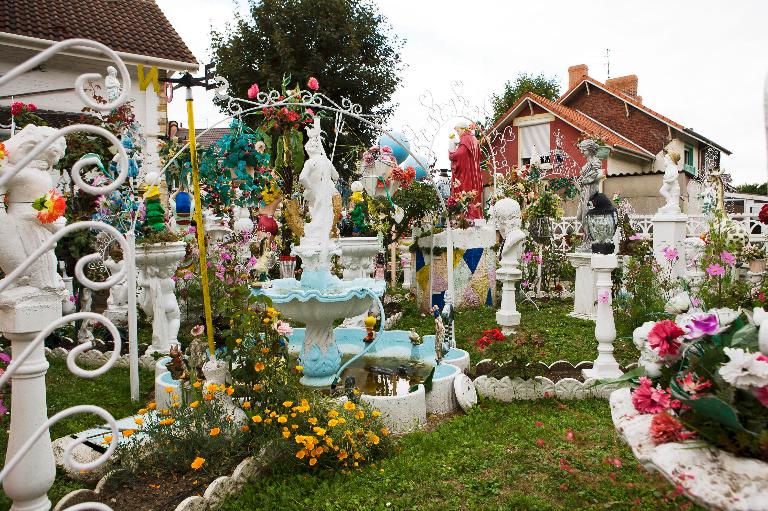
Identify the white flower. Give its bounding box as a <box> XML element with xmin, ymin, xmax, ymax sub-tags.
<box><xmin>719</xmin><ymin>347</ymin><xmax>768</xmax><ymax>390</ymax></box>
<box><xmin>632</xmin><ymin>321</ymin><xmax>656</xmax><ymax>350</ymax></box>
<box><xmin>665</xmin><ymin>292</ymin><xmax>691</xmax><ymax>314</ymax></box>
<box><xmin>633</xmin><ymin>321</ymin><xmax>662</xmax><ymax>376</ymax></box>
<box><xmin>710</xmin><ymin>308</ymin><xmax>741</xmax><ymax>329</ymax></box>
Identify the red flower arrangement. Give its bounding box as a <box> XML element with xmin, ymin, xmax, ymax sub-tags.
<box><xmin>10</xmin><ymin>101</ymin><xmax>36</xmax><ymax>116</ymax></box>
<box><xmin>32</xmin><ymin>189</ymin><xmax>66</xmax><ymax>224</ymax></box>
<box><xmin>391</xmin><ymin>165</ymin><xmax>416</xmax><ymax>187</ymax></box>
<box><xmin>474</xmin><ymin>328</ymin><xmax>505</xmax><ymax>350</ymax></box>
<box><xmin>647</xmin><ymin>320</ymin><xmax>685</xmax><ymax>357</ymax></box>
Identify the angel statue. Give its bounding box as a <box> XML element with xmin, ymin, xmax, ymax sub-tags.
<box><xmin>298</xmin><ymin>117</ymin><xmax>340</xmax><ymax>244</ymax></box>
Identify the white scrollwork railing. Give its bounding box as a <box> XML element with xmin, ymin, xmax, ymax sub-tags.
<box><xmin>0</xmin><ymin>38</ymin><xmax>135</xmax><ymax>511</ymax></box>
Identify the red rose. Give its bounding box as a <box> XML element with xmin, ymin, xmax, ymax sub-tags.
<box><xmin>760</xmin><ymin>204</ymin><xmax>768</xmax><ymax>225</ymax></box>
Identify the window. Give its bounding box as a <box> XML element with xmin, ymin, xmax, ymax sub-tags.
<box><xmin>683</xmin><ymin>145</ymin><xmax>696</xmax><ymax>175</ymax></box>
<box><xmin>519</xmin><ymin>123</ymin><xmax>550</xmax><ymax>165</ymax></box>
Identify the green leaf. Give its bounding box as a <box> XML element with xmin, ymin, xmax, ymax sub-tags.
<box><xmin>671</xmin><ymin>380</ymin><xmax>757</xmax><ymax>436</ymax></box>
<box><xmin>729</xmin><ymin>323</ymin><xmax>758</xmax><ymax>350</ymax></box>
<box><xmin>591</xmin><ymin>366</ymin><xmax>646</xmax><ymax>387</ymax></box>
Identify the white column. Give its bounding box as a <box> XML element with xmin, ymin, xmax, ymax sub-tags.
<box><xmin>567</xmin><ymin>252</ymin><xmax>596</xmax><ymax>320</ymax></box>
<box><xmin>0</xmin><ymin>287</ymin><xmax>62</xmax><ymax>511</ymax></box>
<box><xmin>582</xmin><ymin>254</ymin><xmax>623</xmax><ymax>379</ymax></box>
<box><xmin>652</xmin><ymin>213</ymin><xmax>687</xmax><ymax>281</ymax></box>
<box><xmin>496</xmin><ymin>265</ymin><xmax>522</xmax><ymax>335</ymax></box>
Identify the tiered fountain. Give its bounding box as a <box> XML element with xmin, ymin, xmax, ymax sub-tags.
<box><xmin>258</xmin><ymin>119</ymin><xmax>470</xmax><ymax>432</ymax></box>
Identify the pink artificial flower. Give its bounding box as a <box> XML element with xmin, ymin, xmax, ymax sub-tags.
<box><xmin>190</xmin><ymin>325</ymin><xmax>205</xmax><ymax>337</ymax></box>
<box><xmin>685</xmin><ymin>313</ymin><xmax>719</xmax><ymax>339</ymax></box>
<box><xmin>247</xmin><ymin>83</ymin><xmax>259</xmax><ymax>99</ymax></box>
<box><xmin>676</xmin><ymin>372</ymin><xmax>712</xmax><ymax>396</ymax></box>
<box><xmin>220</xmin><ymin>252</ymin><xmax>233</xmax><ymax>261</ymax></box>
<box><xmin>754</xmin><ymin>385</ymin><xmax>768</xmax><ymax>407</ymax></box>
<box><xmin>523</xmin><ymin>251</ymin><xmax>534</xmax><ymax>263</ymax></box>
<box><xmin>0</xmin><ymin>353</ymin><xmax>10</xmax><ymax>363</ymax></box>
<box><xmin>27</xmin><ymin>103</ymin><xmax>37</xmax><ymax>112</ymax></box>
<box><xmin>647</xmin><ymin>320</ymin><xmax>685</xmax><ymax>357</ymax></box>
<box><xmin>597</xmin><ymin>290</ymin><xmax>611</xmax><ymax>304</ymax></box>
<box><xmin>720</xmin><ymin>251</ymin><xmax>736</xmax><ymax>266</ymax></box>
<box><xmin>661</xmin><ymin>246</ymin><xmax>679</xmax><ymax>262</ymax></box>
<box><xmin>631</xmin><ymin>377</ymin><xmax>672</xmax><ymax>414</ymax></box>
<box><xmin>275</xmin><ymin>321</ymin><xmax>293</xmax><ymax>336</ymax></box>
<box><xmin>706</xmin><ymin>263</ymin><xmax>725</xmax><ymax>277</ymax></box>
<box><xmin>306</xmin><ymin>108</ymin><xmax>315</xmax><ymax>116</ymax></box>
<box><xmin>307</xmin><ymin>76</ymin><xmax>319</xmax><ymax>91</ymax></box>
<box><xmin>650</xmin><ymin>412</ymin><xmax>695</xmax><ymax>444</ymax></box>
<box><xmin>691</xmin><ymin>297</ymin><xmax>702</xmax><ymax>307</ymax></box>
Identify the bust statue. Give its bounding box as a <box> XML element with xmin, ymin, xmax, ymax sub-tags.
<box><xmin>494</xmin><ymin>198</ymin><xmax>526</xmax><ymax>268</ymax></box>
<box><xmin>298</xmin><ymin>117</ymin><xmax>340</xmax><ymax>244</ymax></box>
<box><xmin>0</xmin><ymin>124</ymin><xmax>67</xmax><ymax>293</ymax></box>
<box><xmin>105</xmin><ymin>66</ymin><xmax>121</xmax><ymax>102</ymax></box>
<box><xmin>576</xmin><ymin>139</ymin><xmax>603</xmax><ymax>251</ymax></box>
<box><xmin>658</xmin><ymin>151</ymin><xmax>681</xmax><ymax>214</ymax></box>
<box><xmin>448</xmin><ymin>120</ymin><xmax>483</xmax><ymax>219</ymax></box>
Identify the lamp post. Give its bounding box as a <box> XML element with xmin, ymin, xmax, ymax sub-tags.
<box><xmin>582</xmin><ymin>192</ymin><xmax>623</xmax><ymax>380</ymax></box>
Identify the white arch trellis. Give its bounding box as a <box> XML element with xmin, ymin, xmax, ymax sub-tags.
<box><xmin>0</xmin><ymin>38</ymin><xmax>136</xmax><ymax>511</ymax></box>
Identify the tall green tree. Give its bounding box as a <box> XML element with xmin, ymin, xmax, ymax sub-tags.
<box><xmin>491</xmin><ymin>73</ymin><xmax>561</xmax><ymax>122</ymax></box>
<box><xmin>210</xmin><ymin>0</ymin><xmax>404</xmax><ymax>182</ymax></box>
<box><xmin>735</xmin><ymin>182</ymin><xmax>767</xmax><ymax>195</ymax></box>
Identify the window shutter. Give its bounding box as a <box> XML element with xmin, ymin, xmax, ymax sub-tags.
<box><xmin>520</xmin><ymin>123</ymin><xmax>550</xmax><ymax>161</ymax></box>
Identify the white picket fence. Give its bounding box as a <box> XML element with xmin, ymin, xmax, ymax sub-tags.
<box><xmin>550</xmin><ymin>214</ymin><xmax>768</xmax><ymax>251</ymax></box>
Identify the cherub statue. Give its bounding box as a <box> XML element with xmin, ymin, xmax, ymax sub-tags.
<box><xmin>658</xmin><ymin>151</ymin><xmax>681</xmax><ymax>214</ymax></box>
<box><xmin>0</xmin><ymin>124</ymin><xmax>67</xmax><ymax>293</ymax></box>
<box><xmin>493</xmin><ymin>198</ymin><xmax>526</xmax><ymax>269</ymax></box>
<box><xmin>105</xmin><ymin>66</ymin><xmax>122</xmax><ymax>102</ymax></box>
<box><xmin>576</xmin><ymin>139</ymin><xmax>603</xmax><ymax>251</ymax></box>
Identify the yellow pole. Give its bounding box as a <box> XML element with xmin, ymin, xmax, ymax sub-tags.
<box><xmin>186</xmin><ymin>90</ymin><xmax>216</xmax><ymax>357</ymax></box>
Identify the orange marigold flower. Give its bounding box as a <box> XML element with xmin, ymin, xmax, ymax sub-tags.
<box><xmin>343</xmin><ymin>401</ymin><xmax>355</xmax><ymax>411</ymax></box>
<box><xmin>225</xmin><ymin>387</ymin><xmax>234</xmax><ymax>396</ymax></box>
<box><xmin>159</xmin><ymin>418</ymin><xmax>175</xmax><ymax>426</ymax></box>
<box><xmin>209</xmin><ymin>427</ymin><xmax>221</xmax><ymax>437</ymax></box>
<box><xmin>191</xmin><ymin>457</ymin><xmax>205</xmax><ymax>470</ymax></box>
<box><xmin>138</xmin><ymin>408</ymin><xmax>148</xmax><ymax>415</ymax></box>
<box><xmin>240</xmin><ymin>425</ymin><xmax>250</xmax><ymax>432</ymax></box>
<box><xmin>165</xmin><ymin>386</ymin><xmax>174</xmax><ymax>393</ymax></box>
<box><xmin>282</xmin><ymin>430</ymin><xmax>291</xmax><ymax>439</ymax></box>
<box><xmin>283</xmin><ymin>401</ymin><xmax>294</xmax><ymax>407</ymax></box>
<box><xmin>296</xmin><ymin>449</ymin><xmax>306</xmax><ymax>459</ymax></box>
<box><xmin>255</xmin><ymin>362</ymin><xmax>265</xmax><ymax>372</ymax></box>
<box><xmin>308</xmin><ymin>417</ymin><xmax>318</xmax><ymax>425</ymax></box>
<box><xmin>148</xmin><ymin>402</ymin><xmax>157</xmax><ymax>410</ymax></box>
<box><xmin>242</xmin><ymin>401</ymin><xmax>251</xmax><ymax>409</ymax></box>
<box><xmin>102</xmin><ymin>435</ymin><xmax>113</xmax><ymax>444</ymax></box>
<box><xmin>277</xmin><ymin>416</ymin><xmax>288</xmax><ymax>423</ymax></box>
<box><xmin>193</xmin><ymin>381</ymin><xmax>202</xmax><ymax>388</ymax></box>
<box><xmin>355</xmin><ymin>411</ymin><xmax>365</xmax><ymax>420</ymax></box>
<box><xmin>122</xmin><ymin>429</ymin><xmax>135</xmax><ymax>437</ymax></box>
<box><xmin>189</xmin><ymin>401</ymin><xmax>200</xmax><ymax>409</ymax></box>
<box><xmin>134</xmin><ymin>417</ymin><xmax>144</xmax><ymax>426</ymax></box>
<box><xmin>252</xmin><ymin>415</ymin><xmax>263</xmax><ymax>423</ymax></box>
<box><xmin>309</xmin><ymin>458</ymin><xmax>317</xmax><ymax>466</ymax></box>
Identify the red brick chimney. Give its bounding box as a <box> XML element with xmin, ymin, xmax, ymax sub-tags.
<box><xmin>606</xmin><ymin>75</ymin><xmax>641</xmax><ymax>102</ymax></box>
<box><xmin>568</xmin><ymin>64</ymin><xmax>588</xmax><ymax>89</ymax></box>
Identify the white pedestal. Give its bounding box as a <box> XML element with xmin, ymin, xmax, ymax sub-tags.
<box><xmin>652</xmin><ymin>213</ymin><xmax>687</xmax><ymax>281</ymax></box>
<box><xmin>582</xmin><ymin>254</ymin><xmax>623</xmax><ymax>380</ymax></box>
<box><xmin>567</xmin><ymin>252</ymin><xmax>596</xmax><ymax>320</ymax></box>
<box><xmin>0</xmin><ymin>286</ymin><xmax>62</xmax><ymax>511</ymax></box>
<box><xmin>496</xmin><ymin>265</ymin><xmax>522</xmax><ymax>335</ymax></box>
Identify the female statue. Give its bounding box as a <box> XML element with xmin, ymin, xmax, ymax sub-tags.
<box><xmin>576</xmin><ymin>139</ymin><xmax>603</xmax><ymax>251</ymax></box>
<box><xmin>298</xmin><ymin>118</ymin><xmax>340</xmax><ymax>244</ymax></box>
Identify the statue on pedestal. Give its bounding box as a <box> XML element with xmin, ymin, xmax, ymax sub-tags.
<box><xmin>0</xmin><ymin>125</ymin><xmax>67</xmax><ymax>294</ymax></box>
<box><xmin>658</xmin><ymin>151</ymin><xmax>681</xmax><ymax>214</ymax></box>
<box><xmin>494</xmin><ymin>198</ymin><xmax>526</xmax><ymax>269</ymax></box>
<box><xmin>448</xmin><ymin>121</ymin><xmax>483</xmax><ymax>220</ymax></box>
<box><xmin>298</xmin><ymin>118</ymin><xmax>340</xmax><ymax>244</ymax></box>
<box><xmin>105</xmin><ymin>66</ymin><xmax>122</xmax><ymax>102</ymax></box>
<box><xmin>576</xmin><ymin>139</ymin><xmax>603</xmax><ymax>252</ymax></box>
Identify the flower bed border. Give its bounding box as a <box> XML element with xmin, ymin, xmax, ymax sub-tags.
<box><xmin>45</xmin><ymin>346</ymin><xmax>157</xmax><ymax>371</ymax></box>
<box><xmin>610</xmin><ymin>387</ymin><xmax>768</xmax><ymax>511</ymax></box>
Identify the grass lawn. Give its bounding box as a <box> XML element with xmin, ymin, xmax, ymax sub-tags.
<box><xmin>222</xmin><ymin>399</ymin><xmax>702</xmax><ymax>511</ymax></box>
<box><xmin>0</xmin><ymin>359</ymin><xmax>154</xmax><ymax>510</ymax></box>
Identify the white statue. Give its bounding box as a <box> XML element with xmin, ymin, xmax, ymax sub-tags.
<box><xmin>105</xmin><ymin>66</ymin><xmax>121</xmax><ymax>102</ymax></box>
<box><xmin>138</xmin><ymin>260</ymin><xmax>181</xmax><ymax>353</ymax></box>
<box><xmin>494</xmin><ymin>198</ymin><xmax>526</xmax><ymax>269</ymax></box>
<box><xmin>658</xmin><ymin>151</ymin><xmax>681</xmax><ymax>214</ymax></box>
<box><xmin>77</xmin><ymin>288</ymin><xmax>94</xmax><ymax>343</ymax></box>
<box><xmin>105</xmin><ymin>257</ymin><xmax>128</xmax><ymax>308</ymax></box>
<box><xmin>298</xmin><ymin>117</ymin><xmax>339</xmax><ymax>244</ymax></box>
<box><xmin>576</xmin><ymin>139</ymin><xmax>603</xmax><ymax>252</ymax></box>
<box><xmin>0</xmin><ymin>125</ymin><xmax>67</xmax><ymax>294</ymax></box>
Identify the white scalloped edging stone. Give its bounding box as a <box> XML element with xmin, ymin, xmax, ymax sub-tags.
<box><xmin>385</xmin><ymin>311</ymin><xmax>403</xmax><ymax>330</ymax></box>
<box><xmin>45</xmin><ymin>345</ymin><xmax>156</xmax><ymax>371</ymax></box>
<box><xmin>610</xmin><ymin>387</ymin><xmax>768</xmax><ymax>511</ymax></box>
<box><xmin>474</xmin><ymin>374</ymin><xmax>619</xmax><ymax>401</ymax></box>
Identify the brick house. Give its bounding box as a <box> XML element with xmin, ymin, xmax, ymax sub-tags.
<box><xmin>0</xmin><ymin>0</ymin><xmax>198</xmax><ymax>172</ymax></box>
<box><xmin>489</xmin><ymin>64</ymin><xmax>731</xmax><ymax>215</ymax></box>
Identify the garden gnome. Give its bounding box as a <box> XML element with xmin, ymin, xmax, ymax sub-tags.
<box><xmin>576</xmin><ymin>139</ymin><xmax>603</xmax><ymax>252</ymax></box>
<box><xmin>166</xmin><ymin>344</ymin><xmax>190</xmax><ymax>382</ymax></box>
<box><xmin>142</xmin><ymin>171</ymin><xmax>167</xmax><ymax>233</ymax></box>
<box><xmin>0</xmin><ymin>124</ymin><xmax>67</xmax><ymax>294</ymax></box>
<box><xmin>658</xmin><ymin>151</ymin><xmax>681</xmax><ymax>214</ymax></box>
<box><xmin>448</xmin><ymin>120</ymin><xmax>483</xmax><ymax>219</ymax></box>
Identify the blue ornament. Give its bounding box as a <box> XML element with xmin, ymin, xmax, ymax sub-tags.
<box><xmin>378</xmin><ymin>131</ymin><xmax>410</xmax><ymax>164</ymax></box>
<box><xmin>402</xmin><ymin>154</ymin><xmax>429</xmax><ymax>180</ymax></box>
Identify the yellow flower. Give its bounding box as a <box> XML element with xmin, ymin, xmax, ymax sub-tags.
<box><xmin>148</xmin><ymin>402</ymin><xmax>157</xmax><ymax>410</ymax></box>
<box><xmin>282</xmin><ymin>429</ymin><xmax>291</xmax><ymax>439</ymax></box>
<box><xmin>253</xmin><ymin>384</ymin><xmax>262</xmax><ymax>391</ymax></box>
<box><xmin>209</xmin><ymin>427</ymin><xmax>221</xmax><ymax>437</ymax></box>
<box><xmin>313</xmin><ymin>427</ymin><xmax>327</xmax><ymax>436</ymax></box>
<box><xmin>372</xmin><ymin>410</ymin><xmax>381</xmax><ymax>418</ymax></box>
<box><xmin>291</xmin><ymin>424</ymin><xmax>298</xmax><ymax>430</ymax></box>
<box><xmin>343</xmin><ymin>401</ymin><xmax>356</xmax><ymax>411</ymax></box>
<box><xmin>171</xmin><ymin>402</ymin><xmax>181</xmax><ymax>408</ymax></box>
<box><xmin>328</xmin><ymin>419</ymin><xmax>339</xmax><ymax>427</ymax></box>
<box><xmin>159</xmin><ymin>418</ymin><xmax>175</xmax><ymax>426</ymax></box>
<box><xmin>255</xmin><ymin>362</ymin><xmax>265</xmax><ymax>372</ymax></box>
<box><xmin>261</xmin><ymin>347</ymin><xmax>270</xmax><ymax>354</ymax></box>
<box><xmin>252</xmin><ymin>415</ymin><xmax>262</xmax><ymax>423</ymax></box>
<box><xmin>308</xmin><ymin>417</ymin><xmax>318</xmax><ymax>425</ymax></box>
<box><xmin>262</xmin><ymin>318</ymin><xmax>270</xmax><ymax>324</ymax></box>
<box><xmin>355</xmin><ymin>411</ymin><xmax>365</xmax><ymax>420</ymax></box>
<box><xmin>134</xmin><ymin>417</ymin><xmax>144</xmax><ymax>426</ymax></box>
<box><xmin>381</xmin><ymin>427</ymin><xmax>389</xmax><ymax>437</ymax></box>
<box><xmin>240</xmin><ymin>425</ymin><xmax>250</xmax><ymax>432</ymax></box>
<box><xmin>328</xmin><ymin>410</ymin><xmax>339</xmax><ymax>418</ymax></box>
<box><xmin>191</xmin><ymin>457</ymin><xmax>205</xmax><ymax>470</ymax></box>
<box><xmin>265</xmin><ymin>418</ymin><xmax>273</xmax><ymax>424</ymax></box>
<box><xmin>204</xmin><ymin>393</ymin><xmax>214</xmax><ymax>401</ymax></box>
<box><xmin>226</xmin><ymin>387</ymin><xmax>234</xmax><ymax>396</ymax></box>
<box><xmin>206</xmin><ymin>384</ymin><xmax>219</xmax><ymax>393</ymax></box>
<box><xmin>338</xmin><ymin>451</ymin><xmax>348</xmax><ymax>460</ymax></box>
<box><xmin>296</xmin><ymin>449</ymin><xmax>306</xmax><ymax>459</ymax></box>
<box><xmin>338</xmin><ymin>417</ymin><xmax>347</xmax><ymax>425</ymax></box>
<box><xmin>165</xmin><ymin>386</ymin><xmax>174</xmax><ymax>393</ymax></box>
<box><xmin>235</xmin><ymin>338</ymin><xmax>242</xmax><ymax>345</ymax></box>
<box><xmin>295</xmin><ymin>365</ymin><xmax>304</xmax><ymax>372</ymax></box>
<box><xmin>172</xmin><ymin>394</ymin><xmax>179</xmax><ymax>401</ymax></box>
<box><xmin>242</xmin><ymin>401</ymin><xmax>251</xmax><ymax>409</ymax></box>
<box><xmin>189</xmin><ymin>401</ymin><xmax>200</xmax><ymax>409</ymax></box>
<box><xmin>122</xmin><ymin>429</ymin><xmax>135</xmax><ymax>437</ymax></box>
<box><xmin>283</xmin><ymin>401</ymin><xmax>294</xmax><ymax>407</ymax></box>
<box><xmin>309</xmin><ymin>458</ymin><xmax>317</xmax><ymax>466</ymax></box>
<box><xmin>277</xmin><ymin>416</ymin><xmax>288</xmax><ymax>423</ymax></box>
<box><xmin>102</xmin><ymin>435</ymin><xmax>113</xmax><ymax>444</ymax></box>
<box><xmin>137</xmin><ymin>408</ymin><xmax>148</xmax><ymax>415</ymax></box>
<box><xmin>193</xmin><ymin>381</ymin><xmax>202</xmax><ymax>388</ymax></box>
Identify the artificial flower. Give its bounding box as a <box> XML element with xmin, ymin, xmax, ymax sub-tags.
<box><xmin>719</xmin><ymin>348</ymin><xmax>768</xmax><ymax>389</ymax></box>
<box><xmin>650</xmin><ymin>412</ymin><xmax>694</xmax><ymax>444</ymax></box>
<box><xmin>275</xmin><ymin>321</ymin><xmax>293</xmax><ymax>336</ymax></box>
<box><xmin>661</xmin><ymin>246</ymin><xmax>679</xmax><ymax>262</ymax></box>
<box><xmin>686</xmin><ymin>313</ymin><xmax>719</xmax><ymax>339</ymax></box>
<box><xmin>247</xmin><ymin>83</ymin><xmax>259</xmax><ymax>99</ymax></box>
<box><xmin>0</xmin><ymin>142</ymin><xmax>7</xmax><ymax>161</ymax></box>
<box><xmin>597</xmin><ymin>290</ymin><xmax>611</xmax><ymax>305</ymax></box>
<box><xmin>647</xmin><ymin>320</ymin><xmax>685</xmax><ymax>357</ymax></box>
<box><xmin>307</xmin><ymin>77</ymin><xmax>319</xmax><ymax>90</ymax></box>
<box><xmin>664</xmin><ymin>292</ymin><xmax>691</xmax><ymax>315</ymax></box>
<box><xmin>32</xmin><ymin>189</ymin><xmax>66</xmax><ymax>224</ymax></box>
<box><xmin>754</xmin><ymin>386</ymin><xmax>768</xmax><ymax>407</ymax></box>
<box><xmin>676</xmin><ymin>372</ymin><xmax>712</xmax><ymax>396</ymax></box>
<box><xmin>190</xmin><ymin>324</ymin><xmax>205</xmax><ymax>337</ymax></box>
<box><xmin>631</xmin><ymin>377</ymin><xmax>671</xmax><ymax>414</ymax></box>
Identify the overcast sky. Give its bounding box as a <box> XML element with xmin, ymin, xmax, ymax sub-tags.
<box><xmin>156</xmin><ymin>0</ymin><xmax>768</xmax><ymax>185</ymax></box>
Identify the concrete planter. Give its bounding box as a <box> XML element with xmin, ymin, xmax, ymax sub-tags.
<box><xmin>339</xmin><ymin>236</ymin><xmax>382</xmax><ymax>281</ymax></box>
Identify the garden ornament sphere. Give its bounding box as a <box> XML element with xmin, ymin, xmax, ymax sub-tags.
<box><xmin>144</xmin><ymin>171</ymin><xmax>161</xmax><ymax>186</ymax></box>
<box><xmin>586</xmin><ymin>192</ymin><xmax>618</xmax><ymax>255</ymax></box>
<box><xmin>402</xmin><ymin>154</ymin><xmax>429</xmax><ymax>180</ymax></box>
<box><xmin>351</xmin><ymin>180</ymin><xmax>364</xmax><ymax>193</ymax></box>
<box><xmin>378</xmin><ymin>131</ymin><xmax>410</xmax><ymax>164</ymax></box>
